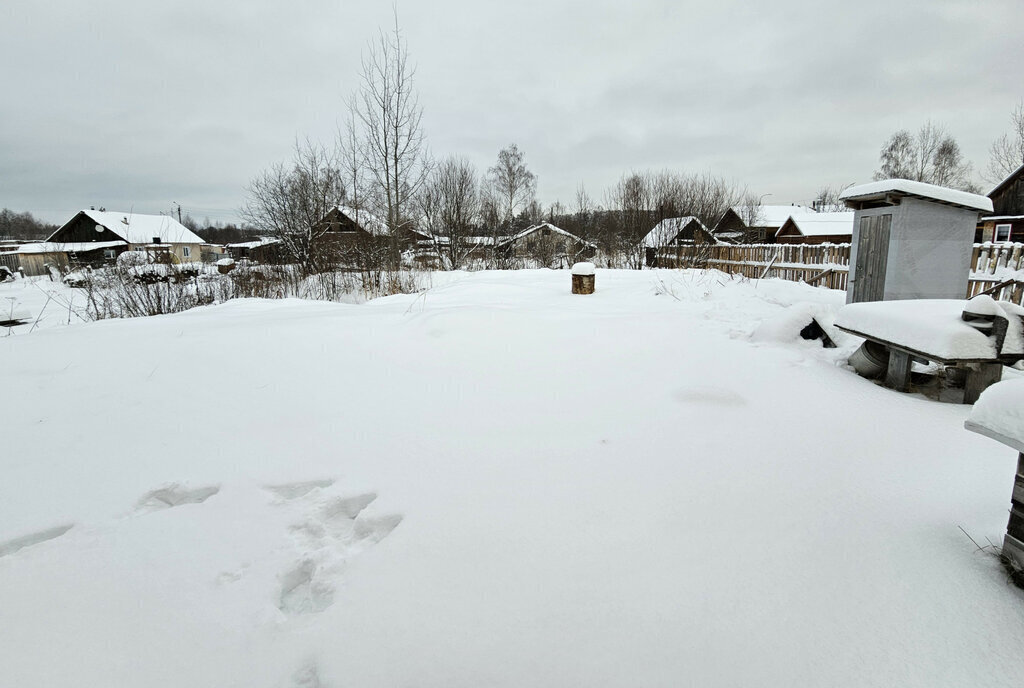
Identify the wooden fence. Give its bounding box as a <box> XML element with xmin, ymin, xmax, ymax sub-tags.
<box><xmin>655</xmin><ymin>242</ymin><xmax>1024</xmax><ymax>305</ymax></box>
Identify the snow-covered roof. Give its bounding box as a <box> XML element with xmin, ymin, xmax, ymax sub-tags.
<box><xmin>641</xmin><ymin>216</ymin><xmax>710</xmax><ymax>248</ymax></box>
<box><xmin>16</xmin><ymin>240</ymin><xmax>127</xmax><ymax>255</ymax></box>
<box><xmin>51</xmin><ymin>210</ymin><xmax>207</xmax><ymax>246</ymax></box>
<box><xmin>499</xmin><ymin>223</ymin><xmax>596</xmax><ymax>248</ymax></box>
<box><xmin>777</xmin><ymin>212</ymin><xmax>855</xmax><ymax>238</ymax></box>
<box><xmin>730</xmin><ymin>205</ymin><xmax>817</xmax><ymax>229</ymax></box>
<box><xmin>965</xmin><ymin>378</ymin><xmax>1024</xmax><ymax>453</ymax></box>
<box><xmin>834</xmin><ymin>297</ymin><xmax>1024</xmax><ymax>361</ymax></box>
<box><xmin>330</xmin><ymin>206</ymin><xmax>389</xmax><ymax>237</ymax></box>
<box><xmin>226</xmin><ymin>237</ymin><xmax>281</xmax><ymax>249</ymax></box>
<box><xmin>839</xmin><ymin>180</ymin><xmax>993</xmax><ymax>213</ymax></box>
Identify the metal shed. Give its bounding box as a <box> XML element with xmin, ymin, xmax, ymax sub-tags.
<box><xmin>840</xmin><ymin>180</ymin><xmax>993</xmax><ymax>304</ymax></box>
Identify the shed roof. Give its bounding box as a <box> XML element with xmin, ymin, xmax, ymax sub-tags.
<box><xmin>776</xmin><ymin>212</ymin><xmax>854</xmax><ymax>238</ymax></box>
<box><xmin>839</xmin><ymin>180</ymin><xmax>993</xmax><ymax>213</ymax></box>
<box><xmin>51</xmin><ymin>210</ymin><xmax>206</xmax><ymax>245</ymax></box>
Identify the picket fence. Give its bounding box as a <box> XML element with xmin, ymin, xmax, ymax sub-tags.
<box><xmin>654</xmin><ymin>242</ymin><xmax>1024</xmax><ymax>305</ymax></box>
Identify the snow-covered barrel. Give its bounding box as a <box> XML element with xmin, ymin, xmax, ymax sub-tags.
<box><xmin>571</xmin><ymin>262</ymin><xmax>595</xmax><ymax>295</ymax></box>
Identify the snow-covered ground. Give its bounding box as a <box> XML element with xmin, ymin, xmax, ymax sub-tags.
<box><xmin>0</xmin><ymin>276</ymin><xmax>91</xmax><ymax>334</ymax></box>
<box><xmin>2</xmin><ymin>269</ymin><xmax>1023</xmax><ymax>687</ymax></box>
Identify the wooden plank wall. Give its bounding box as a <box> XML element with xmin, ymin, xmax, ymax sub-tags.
<box><xmin>656</xmin><ymin>243</ymin><xmax>1024</xmax><ymax>305</ymax></box>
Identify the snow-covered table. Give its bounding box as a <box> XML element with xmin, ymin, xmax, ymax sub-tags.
<box><xmin>835</xmin><ymin>297</ymin><xmax>1024</xmax><ymax>402</ymax></box>
<box><xmin>964</xmin><ymin>378</ymin><xmax>1024</xmax><ymax>570</ymax></box>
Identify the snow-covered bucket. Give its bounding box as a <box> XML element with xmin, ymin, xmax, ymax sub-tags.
<box><xmin>571</xmin><ymin>262</ymin><xmax>595</xmax><ymax>295</ymax></box>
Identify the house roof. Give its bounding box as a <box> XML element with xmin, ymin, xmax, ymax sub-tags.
<box><xmin>498</xmin><ymin>222</ymin><xmax>596</xmax><ymax>249</ymax></box>
<box><xmin>330</xmin><ymin>205</ymin><xmax>389</xmax><ymax>236</ymax></box>
<box><xmin>988</xmin><ymin>162</ymin><xmax>1024</xmax><ymax>199</ymax></box>
<box><xmin>839</xmin><ymin>179</ymin><xmax>993</xmax><ymax>213</ymax></box>
<box><xmin>50</xmin><ymin>210</ymin><xmax>206</xmax><ymax>245</ymax></box>
<box><xmin>226</xmin><ymin>237</ymin><xmax>281</xmax><ymax>249</ymax></box>
<box><xmin>729</xmin><ymin>205</ymin><xmax>817</xmax><ymax>229</ymax></box>
<box><xmin>641</xmin><ymin>216</ymin><xmax>710</xmax><ymax>248</ymax></box>
<box><xmin>776</xmin><ymin>212</ymin><xmax>855</xmax><ymax>238</ymax></box>
<box><xmin>17</xmin><ymin>240</ymin><xmax>127</xmax><ymax>255</ymax></box>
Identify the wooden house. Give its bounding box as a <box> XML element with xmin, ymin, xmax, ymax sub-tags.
<box><xmin>775</xmin><ymin>212</ymin><xmax>854</xmax><ymax>245</ymax></box>
<box><xmin>319</xmin><ymin>206</ymin><xmax>429</xmax><ymax>250</ymax></box>
<box><xmin>713</xmin><ymin>205</ymin><xmax>817</xmax><ymax>244</ymax></box>
<box><xmin>977</xmin><ymin>163</ymin><xmax>1024</xmax><ymax>243</ymax></box>
<box><xmin>641</xmin><ymin>216</ymin><xmax>716</xmax><ymax>267</ymax></box>
<box><xmin>47</xmin><ymin>209</ymin><xmax>206</xmax><ymax>264</ymax></box>
<box><xmin>495</xmin><ymin>223</ymin><xmax>595</xmax><ymax>268</ymax></box>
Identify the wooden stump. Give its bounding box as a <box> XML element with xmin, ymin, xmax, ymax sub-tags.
<box><xmin>572</xmin><ymin>273</ymin><xmax>595</xmax><ymax>295</ymax></box>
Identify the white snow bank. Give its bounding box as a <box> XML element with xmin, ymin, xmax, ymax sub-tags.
<box><xmin>839</xmin><ymin>179</ymin><xmax>993</xmax><ymax>213</ymax></box>
<box><xmin>571</xmin><ymin>261</ymin><xmax>595</xmax><ymax>276</ymax></box>
<box><xmin>216</xmin><ymin>257</ymin><xmax>235</xmax><ymax>267</ymax></box>
<box><xmin>2</xmin><ymin>270</ymin><xmax>1024</xmax><ymax>688</ymax></box>
<box><xmin>965</xmin><ymin>378</ymin><xmax>1024</xmax><ymax>452</ymax></box>
<box><xmin>835</xmin><ymin>299</ymin><xmax>1023</xmax><ymax>360</ymax></box>
<box><xmin>750</xmin><ymin>302</ymin><xmax>842</xmax><ymax>346</ymax></box>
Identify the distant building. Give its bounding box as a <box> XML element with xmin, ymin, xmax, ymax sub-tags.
<box><xmin>640</xmin><ymin>216</ymin><xmax>716</xmax><ymax>266</ymax></box>
<box><xmin>714</xmin><ymin>205</ymin><xmax>817</xmax><ymax>244</ymax></box>
<box><xmin>47</xmin><ymin>209</ymin><xmax>207</xmax><ymax>264</ymax></box>
<box><xmin>496</xmin><ymin>222</ymin><xmax>596</xmax><ymax>268</ymax></box>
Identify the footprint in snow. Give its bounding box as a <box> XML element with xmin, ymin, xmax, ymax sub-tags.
<box><xmin>134</xmin><ymin>483</ymin><xmax>220</xmax><ymax>513</ymax></box>
<box><xmin>0</xmin><ymin>524</ymin><xmax>74</xmax><ymax>558</ymax></box>
<box><xmin>273</xmin><ymin>484</ymin><xmax>402</xmax><ymax>617</ymax></box>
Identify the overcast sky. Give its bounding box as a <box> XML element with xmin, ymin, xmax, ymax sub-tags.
<box><xmin>2</xmin><ymin>0</ymin><xmax>1022</xmax><ymax>225</ymax></box>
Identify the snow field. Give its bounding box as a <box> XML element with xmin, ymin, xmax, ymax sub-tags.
<box><xmin>1</xmin><ymin>269</ymin><xmax>1023</xmax><ymax>687</ymax></box>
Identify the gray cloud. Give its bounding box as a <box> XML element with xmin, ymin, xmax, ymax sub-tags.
<box><xmin>2</xmin><ymin>0</ymin><xmax>1022</xmax><ymax>224</ymax></box>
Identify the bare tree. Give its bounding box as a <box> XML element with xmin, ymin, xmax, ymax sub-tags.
<box><xmin>417</xmin><ymin>156</ymin><xmax>480</xmax><ymax>270</ymax></box>
<box><xmin>873</xmin><ymin>121</ymin><xmax>977</xmax><ymax>191</ymax></box>
<box><xmin>985</xmin><ymin>101</ymin><xmax>1024</xmax><ymax>185</ymax></box>
<box><xmin>351</xmin><ymin>14</ymin><xmax>430</xmax><ymax>239</ymax></box>
<box><xmin>487</xmin><ymin>144</ymin><xmax>537</xmax><ymax>225</ymax></box>
<box><xmin>241</xmin><ymin>140</ymin><xmax>346</xmax><ymax>273</ymax></box>
<box><xmin>812</xmin><ymin>184</ymin><xmax>854</xmax><ymax>212</ymax></box>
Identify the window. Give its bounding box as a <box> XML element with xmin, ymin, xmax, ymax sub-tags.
<box><xmin>995</xmin><ymin>224</ymin><xmax>1012</xmax><ymax>243</ymax></box>
<box><xmin>103</xmin><ymin>249</ymin><xmax>116</xmax><ymax>260</ymax></box>
<box><xmin>183</xmin><ymin>246</ymin><xmax>191</xmax><ymax>257</ymax></box>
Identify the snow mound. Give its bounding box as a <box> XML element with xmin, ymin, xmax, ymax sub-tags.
<box><xmin>750</xmin><ymin>302</ymin><xmax>838</xmax><ymax>345</ymax></box>
<box><xmin>965</xmin><ymin>378</ymin><xmax>1024</xmax><ymax>452</ymax></box>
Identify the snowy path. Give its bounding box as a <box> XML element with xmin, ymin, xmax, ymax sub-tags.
<box><xmin>1</xmin><ymin>269</ymin><xmax>1022</xmax><ymax>687</ymax></box>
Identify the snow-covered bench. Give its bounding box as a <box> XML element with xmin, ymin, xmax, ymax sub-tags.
<box><xmin>834</xmin><ymin>296</ymin><xmax>1024</xmax><ymax>403</ymax></box>
<box><xmin>964</xmin><ymin>378</ymin><xmax>1024</xmax><ymax>570</ymax></box>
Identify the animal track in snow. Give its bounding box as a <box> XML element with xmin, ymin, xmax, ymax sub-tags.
<box><xmin>135</xmin><ymin>483</ymin><xmax>220</xmax><ymax>513</ymax></box>
<box><xmin>274</xmin><ymin>485</ymin><xmax>401</xmax><ymax>616</ymax></box>
<box><xmin>0</xmin><ymin>524</ymin><xmax>74</xmax><ymax>558</ymax></box>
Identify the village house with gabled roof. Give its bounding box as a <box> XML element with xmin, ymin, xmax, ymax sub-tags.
<box><xmin>47</xmin><ymin>209</ymin><xmax>207</xmax><ymax>264</ymax></box>
<box><xmin>640</xmin><ymin>216</ymin><xmax>716</xmax><ymax>267</ymax></box>
<box><xmin>714</xmin><ymin>205</ymin><xmax>817</xmax><ymax>244</ymax></box>
<box><xmin>495</xmin><ymin>222</ymin><xmax>596</xmax><ymax>268</ymax></box>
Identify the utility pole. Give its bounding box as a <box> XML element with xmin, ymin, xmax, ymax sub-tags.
<box><xmin>173</xmin><ymin>202</ymin><xmax>182</xmax><ymax>223</ymax></box>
